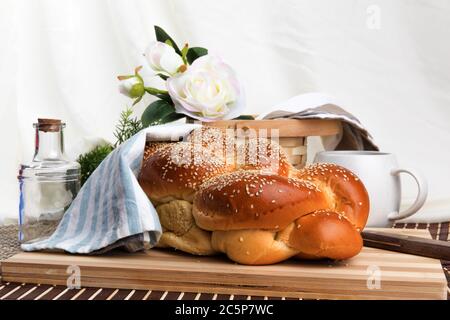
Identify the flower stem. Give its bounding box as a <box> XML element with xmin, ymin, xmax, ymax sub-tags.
<box><xmin>145</xmin><ymin>87</ymin><xmax>169</xmax><ymax>96</ymax></box>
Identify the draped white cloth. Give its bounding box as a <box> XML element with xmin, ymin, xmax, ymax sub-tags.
<box><xmin>1</xmin><ymin>0</ymin><xmax>450</xmax><ymax>223</ymax></box>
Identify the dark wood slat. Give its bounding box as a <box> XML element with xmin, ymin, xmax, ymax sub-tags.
<box><xmin>439</xmin><ymin>222</ymin><xmax>449</xmax><ymax>241</ymax></box>
<box><xmin>93</xmin><ymin>288</ymin><xmax>115</xmax><ymax>300</ymax></box>
<box><xmin>147</xmin><ymin>290</ymin><xmax>165</xmax><ymax>300</ymax></box>
<box><xmin>36</xmin><ymin>285</ymin><xmax>66</xmax><ymax>300</ymax></box>
<box><xmin>75</xmin><ymin>287</ymin><xmax>101</xmax><ymax>300</ymax></box>
<box><xmin>429</xmin><ymin>223</ymin><xmax>439</xmax><ymax>239</ymax></box>
<box><xmin>232</xmin><ymin>295</ymin><xmax>248</xmax><ymax>300</ymax></box>
<box><xmin>215</xmin><ymin>294</ymin><xmax>231</xmax><ymax>300</ymax></box>
<box><xmin>417</xmin><ymin>223</ymin><xmax>428</xmax><ymax>230</ymax></box>
<box><xmin>2</xmin><ymin>284</ymin><xmax>36</xmax><ymax>300</ymax></box>
<box><xmin>405</xmin><ymin>223</ymin><xmax>418</xmax><ymax>229</ymax></box>
<box><xmin>0</xmin><ymin>283</ymin><xmax>24</xmax><ymax>299</ymax></box>
<box><xmin>56</xmin><ymin>288</ymin><xmax>83</xmax><ymax>300</ymax></box>
<box><xmin>199</xmin><ymin>293</ymin><xmax>214</xmax><ymax>300</ymax></box>
<box><xmin>181</xmin><ymin>292</ymin><xmax>198</xmax><ymax>300</ymax></box>
<box><xmin>250</xmin><ymin>295</ymin><xmax>265</xmax><ymax>300</ymax></box>
<box><xmin>128</xmin><ymin>289</ymin><xmax>149</xmax><ymax>300</ymax></box>
<box><xmin>164</xmin><ymin>291</ymin><xmax>181</xmax><ymax>300</ymax></box>
<box><xmin>362</xmin><ymin>229</ymin><xmax>450</xmax><ymax>260</ymax></box>
<box><xmin>20</xmin><ymin>284</ymin><xmax>53</xmax><ymax>300</ymax></box>
<box><xmin>0</xmin><ymin>283</ymin><xmax>9</xmax><ymax>294</ymax></box>
<box><xmin>110</xmin><ymin>289</ymin><xmax>133</xmax><ymax>300</ymax></box>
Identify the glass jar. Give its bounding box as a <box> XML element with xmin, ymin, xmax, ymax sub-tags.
<box><xmin>18</xmin><ymin>119</ymin><xmax>80</xmax><ymax>244</ymax></box>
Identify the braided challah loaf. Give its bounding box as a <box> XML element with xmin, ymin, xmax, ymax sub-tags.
<box><xmin>138</xmin><ymin>127</ymin><xmax>369</xmax><ymax>264</ymax></box>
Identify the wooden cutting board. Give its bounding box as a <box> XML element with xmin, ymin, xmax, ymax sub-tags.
<box><xmin>1</xmin><ymin>229</ymin><xmax>447</xmax><ymax>300</ymax></box>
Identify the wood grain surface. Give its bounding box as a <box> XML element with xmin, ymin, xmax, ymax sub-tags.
<box><xmin>1</xmin><ymin>228</ymin><xmax>447</xmax><ymax>300</ymax></box>
<box><xmin>201</xmin><ymin>119</ymin><xmax>342</xmax><ymax>137</ymax></box>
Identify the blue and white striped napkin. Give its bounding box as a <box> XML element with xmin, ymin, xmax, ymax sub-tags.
<box><xmin>21</xmin><ymin>123</ymin><xmax>201</xmax><ymax>254</ymax></box>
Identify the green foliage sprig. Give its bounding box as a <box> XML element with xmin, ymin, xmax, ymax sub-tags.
<box><xmin>77</xmin><ymin>144</ymin><xmax>114</xmax><ymax>185</ymax></box>
<box><xmin>113</xmin><ymin>108</ymin><xmax>143</xmax><ymax>147</ymax></box>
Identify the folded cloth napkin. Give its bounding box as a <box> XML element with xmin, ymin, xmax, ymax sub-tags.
<box><xmin>260</xmin><ymin>93</ymin><xmax>379</xmax><ymax>151</ymax></box>
<box><xmin>21</xmin><ymin>123</ymin><xmax>201</xmax><ymax>254</ymax></box>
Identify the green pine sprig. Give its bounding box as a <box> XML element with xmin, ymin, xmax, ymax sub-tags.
<box><xmin>113</xmin><ymin>108</ymin><xmax>143</xmax><ymax>147</ymax></box>
<box><xmin>77</xmin><ymin>144</ymin><xmax>114</xmax><ymax>185</ymax></box>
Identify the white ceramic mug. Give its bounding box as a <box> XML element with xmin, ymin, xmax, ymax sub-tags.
<box><xmin>314</xmin><ymin>151</ymin><xmax>428</xmax><ymax>227</ymax></box>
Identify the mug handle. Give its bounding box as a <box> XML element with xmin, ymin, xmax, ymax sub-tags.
<box><xmin>388</xmin><ymin>168</ymin><xmax>428</xmax><ymax>221</ymax></box>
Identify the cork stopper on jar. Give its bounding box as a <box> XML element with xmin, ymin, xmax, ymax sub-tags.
<box><xmin>36</xmin><ymin>118</ymin><xmax>63</xmax><ymax>132</ymax></box>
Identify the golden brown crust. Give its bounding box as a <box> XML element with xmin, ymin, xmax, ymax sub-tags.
<box><xmin>139</xmin><ymin>142</ymin><xmax>235</xmax><ymax>203</ymax></box>
<box><xmin>235</xmin><ymin>138</ymin><xmax>291</xmax><ymax>177</ymax></box>
<box><xmin>211</xmin><ymin>228</ymin><xmax>298</xmax><ymax>265</ymax></box>
<box><xmin>289</xmin><ymin>210</ymin><xmax>363</xmax><ymax>260</ymax></box>
<box><xmin>193</xmin><ymin>171</ymin><xmax>329</xmax><ymax>231</ymax></box>
<box><xmin>210</xmin><ymin>210</ymin><xmax>363</xmax><ymax>263</ymax></box>
<box><xmin>139</xmin><ymin>129</ymin><xmax>290</xmax><ymax>204</ymax></box>
<box><xmin>293</xmin><ymin>163</ymin><xmax>369</xmax><ymax>230</ymax></box>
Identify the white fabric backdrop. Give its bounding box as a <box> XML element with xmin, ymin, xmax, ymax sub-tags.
<box><xmin>1</xmin><ymin>0</ymin><xmax>450</xmax><ymax>223</ymax></box>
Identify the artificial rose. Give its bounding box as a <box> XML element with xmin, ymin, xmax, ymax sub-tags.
<box><xmin>145</xmin><ymin>41</ymin><xmax>184</xmax><ymax>76</ymax></box>
<box><xmin>166</xmin><ymin>55</ymin><xmax>245</xmax><ymax>121</ymax></box>
<box><xmin>118</xmin><ymin>76</ymin><xmax>145</xmax><ymax>99</ymax></box>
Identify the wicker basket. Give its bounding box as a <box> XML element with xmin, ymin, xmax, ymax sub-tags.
<box><xmin>199</xmin><ymin>119</ymin><xmax>342</xmax><ymax>169</ymax></box>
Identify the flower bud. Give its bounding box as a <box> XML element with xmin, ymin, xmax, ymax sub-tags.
<box><xmin>118</xmin><ymin>76</ymin><xmax>145</xmax><ymax>98</ymax></box>
<box><xmin>144</xmin><ymin>41</ymin><xmax>184</xmax><ymax>76</ymax></box>
<box><xmin>118</xmin><ymin>66</ymin><xmax>146</xmax><ymax>100</ymax></box>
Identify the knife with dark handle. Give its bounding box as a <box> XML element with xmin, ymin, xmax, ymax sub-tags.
<box><xmin>362</xmin><ymin>230</ymin><xmax>450</xmax><ymax>261</ymax></box>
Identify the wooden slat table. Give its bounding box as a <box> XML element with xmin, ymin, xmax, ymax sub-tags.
<box><xmin>1</xmin><ymin>223</ymin><xmax>449</xmax><ymax>300</ymax></box>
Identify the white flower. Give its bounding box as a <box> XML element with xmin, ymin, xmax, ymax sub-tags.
<box><xmin>118</xmin><ymin>76</ymin><xmax>144</xmax><ymax>98</ymax></box>
<box><xmin>166</xmin><ymin>55</ymin><xmax>245</xmax><ymax>121</ymax></box>
<box><xmin>145</xmin><ymin>41</ymin><xmax>184</xmax><ymax>76</ymax></box>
